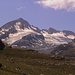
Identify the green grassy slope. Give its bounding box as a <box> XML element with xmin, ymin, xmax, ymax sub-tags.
<box><xmin>0</xmin><ymin>47</ymin><xmax>75</xmax><ymax>75</ymax></box>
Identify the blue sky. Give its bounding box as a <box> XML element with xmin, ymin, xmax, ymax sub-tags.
<box><xmin>0</xmin><ymin>0</ymin><xmax>75</xmax><ymax>32</ymax></box>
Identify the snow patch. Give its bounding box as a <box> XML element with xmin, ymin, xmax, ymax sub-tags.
<box><xmin>14</xmin><ymin>22</ymin><xmax>21</xmax><ymax>31</ymax></box>
<box><xmin>31</xmin><ymin>26</ymin><xmax>37</xmax><ymax>30</ymax></box>
<box><xmin>41</xmin><ymin>30</ymin><xmax>49</xmax><ymax>36</ymax></box>
<box><xmin>5</xmin><ymin>28</ymin><xmax>41</xmax><ymax>44</ymax></box>
<box><xmin>0</xmin><ymin>26</ymin><xmax>13</xmax><ymax>35</ymax></box>
<box><xmin>16</xmin><ymin>22</ymin><xmax>21</xmax><ymax>25</ymax></box>
<box><xmin>51</xmin><ymin>32</ymin><xmax>65</xmax><ymax>37</ymax></box>
<box><xmin>67</xmin><ymin>35</ymin><xmax>75</xmax><ymax>39</ymax></box>
<box><xmin>42</xmin><ymin>32</ymin><xmax>68</xmax><ymax>45</ymax></box>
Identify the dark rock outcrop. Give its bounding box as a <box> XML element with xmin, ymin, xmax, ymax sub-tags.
<box><xmin>0</xmin><ymin>64</ymin><xmax>2</xmax><ymax>68</ymax></box>
<box><xmin>48</xmin><ymin>27</ymin><xmax>60</xmax><ymax>34</ymax></box>
<box><xmin>0</xmin><ymin>39</ymin><xmax>5</xmax><ymax>50</ymax></box>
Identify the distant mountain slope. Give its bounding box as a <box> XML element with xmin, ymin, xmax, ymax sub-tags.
<box><xmin>12</xmin><ymin>34</ymin><xmax>45</xmax><ymax>48</ymax></box>
<box><xmin>0</xmin><ymin>18</ymin><xmax>75</xmax><ymax>50</ymax></box>
<box><xmin>63</xmin><ymin>30</ymin><xmax>75</xmax><ymax>36</ymax></box>
<box><xmin>51</xmin><ymin>39</ymin><xmax>75</xmax><ymax>57</ymax></box>
<box><xmin>12</xmin><ymin>34</ymin><xmax>56</xmax><ymax>50</ymax></box>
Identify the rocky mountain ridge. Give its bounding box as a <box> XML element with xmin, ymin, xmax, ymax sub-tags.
<box><xmin>0</xmin><ymin>18</ymin><xmax>75</xmax><ymax>50</ymax></box>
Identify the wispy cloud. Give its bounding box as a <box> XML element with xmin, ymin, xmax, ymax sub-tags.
<box><xmin>35</xmin><ymin>0</ymin><xmax>75</xmax><ymax>11</ymax></box>
<box><xmin>16</xmin><ymin>6</ymin><xmax>25</xmax><ymax>10</ymax></box>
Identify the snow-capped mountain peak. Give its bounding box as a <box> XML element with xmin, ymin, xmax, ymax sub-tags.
<box><xmin>0</xmin><ymin>18</ymin><xmax>41</xmax><ymax>44</ymax></box>
<box><xmin>0</xmin><ymin>18</ymin><xmax>75</xmax><ymax>50</ymax></box>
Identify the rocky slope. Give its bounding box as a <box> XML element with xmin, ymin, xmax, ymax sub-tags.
<box><xmin>51</xmin><ymin>39</ymin><xmax>75</xmax><ymax>57</ymax></box>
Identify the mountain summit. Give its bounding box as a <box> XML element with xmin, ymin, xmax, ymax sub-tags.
<box><xmin>0</xmin><ymin>18</ymin><xmax>75</xmax><ymax>50</ymax></box>
<box><xmin>1</xmin><ymin>18</ymin><xmax>31</xmax><ymax>29</ymax></box>
<box><xmin>48</xmin><ymin>27</ymin><xmax>59</xmax><ymax>34</ymax></box>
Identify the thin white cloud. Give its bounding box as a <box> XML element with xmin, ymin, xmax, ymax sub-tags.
<box><xmin>16</xmin><ymin>6</ymin><xmax>25</xmax><ymax>10</ymax></box>
<box><xmin>35</xmin><ymin>0</ymin><xmax>75</xmax><ymax>11</ymax></box>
